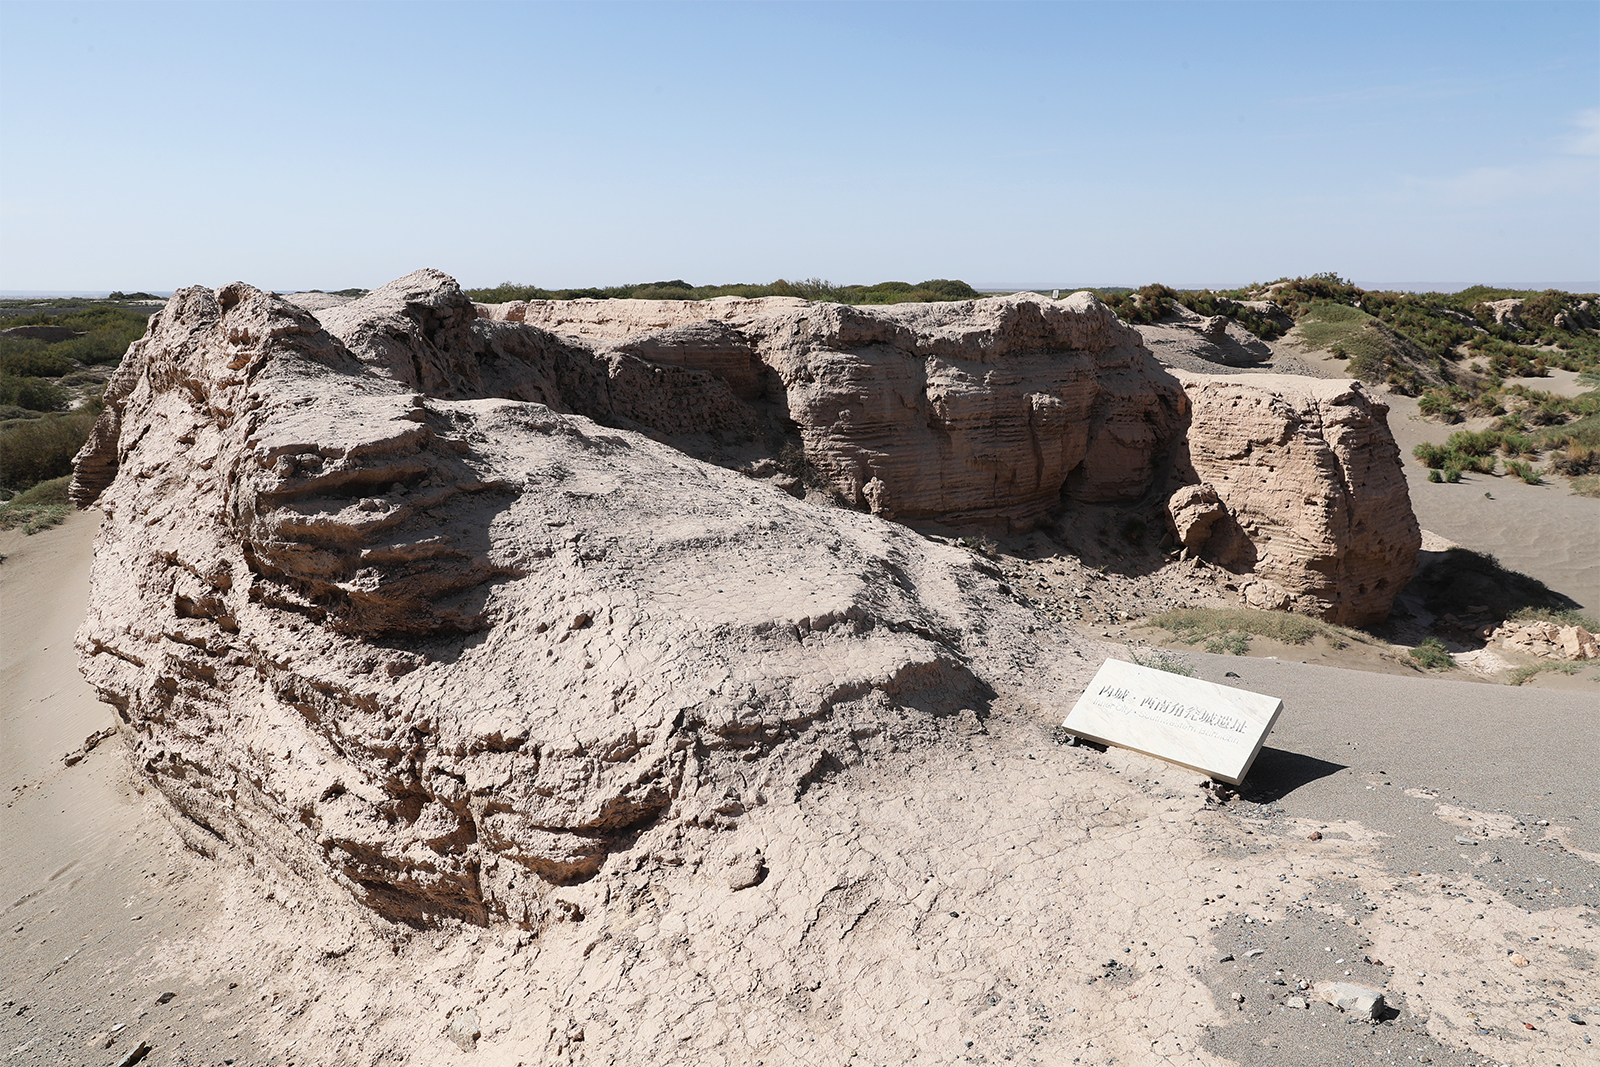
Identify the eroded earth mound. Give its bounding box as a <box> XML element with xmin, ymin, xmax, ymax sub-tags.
<box><xmin>69</xmin><ymin>273</ymin><xmax>1097</xmax><ymax>928</ymax></box>
<box><xmin>69</xmin><ymin>270</ymin><xmax>1418</xmax><ymax>929</ymax></box>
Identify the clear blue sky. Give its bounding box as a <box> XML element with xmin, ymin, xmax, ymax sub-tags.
<box><xmin>2</xmin><ymin>1</ymin><xmax>1596</xmax><ymax>293</ymax></box>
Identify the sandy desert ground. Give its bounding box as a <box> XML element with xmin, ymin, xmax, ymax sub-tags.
<box><xmin>4</xmin><ymin>505</ymin><xmax>1597</xmax><ymax>1067</ymax></box>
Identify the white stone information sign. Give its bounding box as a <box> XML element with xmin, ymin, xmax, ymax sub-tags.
<box><xmin>1062</xmin><ymin>659</ymin><xmax>1283</xmax><ymax>785</ymax></box>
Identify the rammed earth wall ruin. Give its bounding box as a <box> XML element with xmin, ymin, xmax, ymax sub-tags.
<box><xmin>69</xmin><ymin>270</ymin><xmax>1418</xmax><ymax>925</ymax></box>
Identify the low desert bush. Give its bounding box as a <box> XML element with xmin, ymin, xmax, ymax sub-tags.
<box><xmin>1505</xmin><ymin>459</ymin><xmax>1540</xmax><ymax>485</ymax></box>
<box><xmin>1417</xmin><ymin>390</ymin><xmax>1462</xmax><ymax>422</ymax></box>
<box><xmin>0</xmin><ymin>409</ymin><xmax>95</xmax><ymax>491</ymax></box>
<box><xmin>776</xmin><ymin>443</ymin><xmax>833</xmax><ymax>493</ymax></box>
<box><xmin>1408</xmin><ymin>637</ymin><xmax>1454</xmax><ymax>670</ymax></box>
<box><xmin>0</xmin><ymin>373</ymin><xmax>69</xmax><ymax>412</ymax></box>
<box><xmin>0</xmin><ymin>340</ymin><xmax>73</xmax><ymax>378</ymax></box>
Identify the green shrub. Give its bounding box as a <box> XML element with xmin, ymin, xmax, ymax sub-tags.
<box><xmin>0</xmin><ymin>374</ymin><xmax>69</xmax><ymax>412</ymax></box>
<box><xmin>1408</xmin><ymin>637</ymin><xmax>1454</xmax><ymax>670</ymax></box>
<box><xmin>1428</xmin><ymin>468</ymin><xmax>1442</xmax><ymax>483</ymax></box>
<box><xmin>1550</xmin><ymin>443</ymin><xmax>1598</xmax><ymax>476</ymax></box>
<box><xmin>0</xmin><ymin>410</ymin><xmax>95</xmax><ymax>491</ymax></box>
<box><xmin>1506</xmin><ymin>460</ymin><xmax>1540</xmax><ymax>485</ymax></box>
<box><xmin>1413</xmin><ymin>442</ymin><xmax>1449</xmax><ymax>468</ymax></box>
<box><xmin>1497</xmin><ymin>432</ymin><xmax>1534</xmax><ymax>456</ymax></box>
<box><xmin>1418</xmin><ymin>391</ymin><xmax>1461</xmax><ymax>421</ymax></box>
<box><xmin>0</xmin><ymin>340</ymin><xmax>73</xmax><ymax>378</ymax></box>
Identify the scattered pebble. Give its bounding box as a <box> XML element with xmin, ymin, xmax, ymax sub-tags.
<box><xmin>113</xmin><ymin>1042</ymin><xmax>153</xmax><ymax>1067</ymax></box>
<box><xmin>1317</xmin><ymin>981</ymin><xmax>1386</xmax><ymax>1019</ymax></box>
<box><xmin>448</xmin><ymin>1007</ymin><xmax>481</xmax><ymax>1052</ymax></box>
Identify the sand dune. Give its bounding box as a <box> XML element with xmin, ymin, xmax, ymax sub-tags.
<box><xmin>1386</xmin><ymin>393</ymin><xmax>1599</xmax><ymax>614</ymax></box>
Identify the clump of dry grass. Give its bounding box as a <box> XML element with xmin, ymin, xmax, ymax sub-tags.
<box><xmin>1505</xmin><ymin>662</ymin><xmax>1580</xmax><ymax>686</ymax></box>
<box><xmin>1128</xmin><ymin>647</ymin><xmax>1195</xmax><ymax>676</ymax></box>
<box><xmin>1144</xmin><ymin>606</ymin><xmax>1376</xmax><ymax>652</ymax></box>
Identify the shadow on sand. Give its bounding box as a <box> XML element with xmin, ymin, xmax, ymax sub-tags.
<box><xmin>1240</xmin><ymin>747</ymin><xmax>1347</xmax><ymax>803</ymax></box>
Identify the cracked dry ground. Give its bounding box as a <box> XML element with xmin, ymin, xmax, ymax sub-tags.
<box><xmin>13</xmin><ymin>707</ymin><xmax>1594</xmax><ymax>1067</ymax></box>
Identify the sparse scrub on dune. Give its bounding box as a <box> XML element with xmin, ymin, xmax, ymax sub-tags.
<box><xmin>1096</xmin><ymin>284</ymin><xmax>1177</xmax><ymax>326</ymax></box>
<box><xmin>1413</xmin><ymin>381</ymin><xmax>1600</xmax><ymax>492</ymax></box>
<box><xmin>463</xmin><ymin>277</ymin><xmax>981</xmax><ymax>306</ymax></box>
<box><xmin>1292</xmin><ymin>302</ymin><xmax>1427</xmax><ymax>393</ymax></box>
<box><xmin>1509</xmin><ymin>605</ymin><xmax>1600</xmax><ymax>631</ymax></box>
<box><xmin>1096</xmin><ymin>286</ymin><xmax>1288</xmax><ymax>340</ymax></box>
<box><xmin>1175</xmin><ymin>291</ymin><xmax>1287</xmax><ymax>340</ymax></box>
<box><xmin>0</xmin><ymin>474</ymin><xmax>71</xmax><ymax>533</ymax></box>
